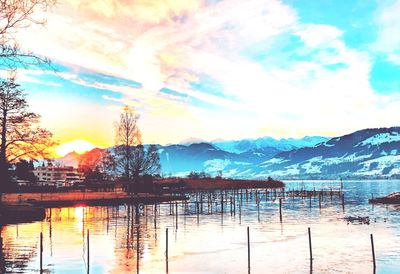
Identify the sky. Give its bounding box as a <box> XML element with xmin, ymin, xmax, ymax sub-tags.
<box><xmin>4</xmin><ymin>0</ymin><xmax>400</xmax><ymax>155</ymax></box>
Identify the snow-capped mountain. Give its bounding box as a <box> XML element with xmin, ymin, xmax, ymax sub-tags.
<box><xmin>212</xmin><ymin>136</ymin><xmax>327</xmax><ymax>154</ymax></box>
<box><xmin>55</xmin><ymin>128</ymin><xmax>400</xmax><ymax>179</ymax></box>
<box><xmin>244</xmin><ymin>127</ymin><xmax>400</xmax><ymax>179</ymax></box>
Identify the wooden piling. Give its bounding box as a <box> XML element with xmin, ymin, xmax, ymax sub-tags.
<box><xmin>279</xmin><ymin>198</ymin><xmax>282</xmax><ymax>223</ymax></box>
<box><xmin>40</xmin><ymin>232</ymin><xmax>43</xmax><ymax>273</ymax></box>
<box><xmin>221</xmin><ymin>193</ymin><xmax>224</xmax><ymax>214</ymax></box>
<box><xmin>371</xmin><ymin>234</ymin><xmax>376</xmax><ymax>270</ymax></box>
<box><xmin>137</xmin><ymin>227</ymin><xmax>140</xmax><ymax>274</ymax></box>
<box><xmin>175</xmin><ymin>202</ymin><xmax>178</xmax><ymax>230</ymax></box>
<box><xmin>154</xmin><ymin>205</ymin><xmax>157</xmax><ymax>229</ymax></box>
<box><xmin>318</xmin><ymin>193</ymin><xmax>321</xmax><ymax>209</ymax></box>
<box><xmin>166</xmin><ymin>228</ymin><xmax>169</xmax><ymax>273</ymax></box>
<box><xmin>308</xmin><ymin>227</ymin><xmax>313</xmax><ymax>263</ymax></box>
<box><xmin>247</xmin><ymin>227</ymin><xmax>250</xmax><ymax>274</ymax></box>
<box><xmin>87</xmin><ymin>229</ymin><xmax>90</xmax><ymax>274</ymax></box>
<box><xmin>233</xmin><ymin>199</ymin><xmax>236</xmax><ymax>216</ymax></box>
<box><xmin>342</xmin><ymin>194</ymin><xmax>345</xmax><ymax>212</ymax></box>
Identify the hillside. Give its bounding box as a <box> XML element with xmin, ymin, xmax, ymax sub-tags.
<box><xmin>245</xmin><ymin>127</ymin><xmax>400</xmax><ymax>179</ymax></box>
<box><xmin>56</xmin><ymin>128</ymin><xmax>400</xmax><ymax>179</ymax></box>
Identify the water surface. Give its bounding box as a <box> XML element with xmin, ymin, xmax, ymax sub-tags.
<box><xmin>1</xmin><ymin>180</ymin><xmax>400</xmax><ymax>273</ymax></box>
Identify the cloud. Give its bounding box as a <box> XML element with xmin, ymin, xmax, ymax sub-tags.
<box><xmin>373</xmin><ymin>0</ymin><xmax>400</xmax><ymax>60</ymax></box>
<box><xmin>13</xmin><ymin>0</ymin><xmax>400</xmax><ymax>143</ymax></box>
<box><xmin>295</xmin><ymin>24</ymin><xmax>343</xmax><ymax>48</ymax></box>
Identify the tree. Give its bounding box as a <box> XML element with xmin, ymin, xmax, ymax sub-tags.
<box><xmin>115</xmin><ymin>106</ymin><xmax>141</xmax><ymax>180</ymax></box>
<box><xmin>114</xmin><ymin>106</ymin><xmax>161</xmax><ymax>190</ymax></box>
<box><xmin>130</xmin><ymin>144</ymin><xmax>161</xmax><ymax>182</ymax></box>
<box><xmin>0</xmin><ymin>76</ymin><xmax>55</xmax><ymax>188</ymax></box>
<box><xmin>78</xmin><ymin>148</ymin><xmax>116</xmax><ymax>181</ymax></box>
<box><xmin>14</xmin><ymin>159</ymin><xmax>36</xmax><ymax>182</ymax></box>
<box><xmin>1</xmin><ymin>0</ymin><xmax>56</xmax><ymax>69</ymax></box>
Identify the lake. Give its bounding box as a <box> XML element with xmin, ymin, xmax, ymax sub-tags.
<box><xmin>1</xmin><ymin>180</ymin><xmax>400</xmax><ymax>273</ymax></box>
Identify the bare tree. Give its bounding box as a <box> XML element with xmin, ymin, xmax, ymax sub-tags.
<box><xmin>114</xmin><ymin>106</ymin><xmax>161</xmax><ymax>189</ymax></box>
<box><xmin>115</xmin><ymin>106</ymin><xmax>141</xmax><ymax>181</ymax></box>
<box><xmin>1</xmin><ymin>0</ymin><xmax>56</xmax><ymax>69</ymax></box>
<box><xmin>0</xmin><ymin>75</ymin><xmax>55</xmax><ymax>188</ymax></box>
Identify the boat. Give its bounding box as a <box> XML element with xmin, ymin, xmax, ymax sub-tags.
<box><xmin>369</xmin><ymin>192</ymin><xmax>400</xmax><ymax>204</ymax></box>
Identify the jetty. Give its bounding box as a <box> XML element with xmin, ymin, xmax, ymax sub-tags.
<box><xmin>0</xmin><ymin>189</ymin><xmax>188</xmax><ymax>225</ymax></box>
<box><xmin>155</xmin><ymin>178</ymin><xmax>285</xmax><ymax>191</ymax></box>
<box><xmin>0</xmin><ymin>190</ymin><xmax>188</xmax><ymax>207</ymax></box>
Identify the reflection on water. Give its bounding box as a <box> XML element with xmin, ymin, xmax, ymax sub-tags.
<box><xmin>1</xmin><ymin>180</ymin><xmax>400</xmax><ymax>273</ymax></box>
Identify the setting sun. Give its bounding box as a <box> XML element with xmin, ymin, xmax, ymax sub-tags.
<box><xmin>56</xmin><ymin>139</ymin><xmax>98</xmax><ymax>157</ymax></box>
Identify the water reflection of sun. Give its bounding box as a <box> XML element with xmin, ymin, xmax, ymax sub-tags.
<box><xmin>74</xmin><ymin>207</ymin><xmax>84</xmax><ymax>220</ymax></box>
<box><xmin>74</xmin><ymin>206</ymin><xmax>85</xmax><ymax>232</ymax></box>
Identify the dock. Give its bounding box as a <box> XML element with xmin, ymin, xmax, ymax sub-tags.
<box><xmin>1</xmin><ymin>191</ymin><xmax>188</xmax><ymax>207</ymax></box>
<box><xmin>0</xmin><ymin>190</ymin><xmax>188</xmax><ymax>225</ymax></box>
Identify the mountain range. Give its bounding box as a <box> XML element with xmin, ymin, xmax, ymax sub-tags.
<box><xmin>57</xmin><ymin>127</ymin><xmax>400</xmax><ymax>179</ymax></box>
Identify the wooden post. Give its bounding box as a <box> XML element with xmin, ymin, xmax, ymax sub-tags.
<box><xmin>221</xmin><ymin>193</ymin><xmax>224</xmax><ymax>214</ymax></box>
<box><xmin>137</xmin><ymin>227</ymin><xmax>140</xmax><ymax>274</ymax></box>
<box><xmin>371</xmin><ymin>234</ymin><xmax>376</xmax><ymax>270</ymax></box>
<box><xmin>196</xmin><ymin>202</ymin><xmax>200</xmax><ymax>224</ymax></box>
<box><xmin>230</xmin><ymin>197</ymin><xmax>233</xmax><ymax>216</ymax></box>
<box><xmin>154</xmin><ymin>205</ymin><xmax>157</xmax><ymax>229</ymax></box>
<box><xmin>87</xmin><ymin>229</ymin><xmax>90</xmax><ymax>274</ymax></box>
<box><xmin>40</xmin><ymin>232</ymin><xmax>43</xmax><ymax>273</ymax></box>
<box><xmin>199</xmin><ymin>193</ymin><xmax>202</xmax><ymax>211</ymax></box>
<box><xmin>175</xmin><ymin>202</ymin><xmax>178</xmax><ymax>230</ymax></box>
<box><xmin>279</xmin><ymin>198</ymin><xmax>282</xmax><ymax>223</ymax></box>
<box><xmin>318</xmin><ymin>193</ymin><xmax>321</xmax><ymax>209</ymax></box>
<box><xmin>247</xmin><ymin>227</ymin><xmax>250</xmax><ymax>274</ymax></box>
<box><xmin>166</xmin><ymin>228</ymin><xmax>169</xmax><ymax>273</ymax></box>
<box><xmin>342</xmin><ymin>194</ymin><xmax>345</xmax><ymax>212</ymax></box>
<box><xmin>308</xmin><ymin>227</ymin><xmax>313</xmax><ymax>263</ymax></box>
<box><xmin>233</xmin><ymin>199</ymin><xmax>236</xmax><ymax>216</ymax></box>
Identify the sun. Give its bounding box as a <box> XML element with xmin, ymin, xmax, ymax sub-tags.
<box><xmin>56</xmin><ymin>139</ymin><xmax>98</xmax><ymax>157</ymax></box>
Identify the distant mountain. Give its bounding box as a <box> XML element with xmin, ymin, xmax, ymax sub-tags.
<box><xmin>56</xmin><ymin>148</ymin><xmax>104</xmax><ymax>168</ymax></box>
<box><xmin>55</xmin><ymin>128</ymin><xmax>400</xmax><ymax>179</ymax></box>
<box><xmin>212</xmin><ymin>136</ymin><xmax>328</xmax><ymax>154</ymax></box>
<box><xmin>56</xmin><ymin>151</ymin><xmax>81</xmax><ymax>167</ymax></box>
<box><xmin>159</xmin><ymin>143</ymin><xmax>245</xmax><ymax>176</ymax></box>
<box><xmin>179</xmin><ymin>137</ymin><xmax>207</xmax><ymax>145</ymax></box>
<box><xmin>244</xmin><ymin>127</ymin><xmax>400</xmax><ymax>179</ymax></box>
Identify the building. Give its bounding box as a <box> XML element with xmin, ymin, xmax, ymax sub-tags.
<box><xmin>33</xmin><ymin>164</ymin><xmax>84</xmax><ymax>183</ymax></box>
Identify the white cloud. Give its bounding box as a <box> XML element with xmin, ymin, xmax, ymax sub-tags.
<box><xmin>13</xmin><ymin>0</ymin><xmax>400</xmax><ymax>143</ymax></box>
<box><xmin>295</xmin><ymin>24</ymin><xmax>343</xmax><ymax>48</ymax></box>
<box><xmin>373</xmin><ymin>0</ymin><xmax>400</xmax><ymax>59</ymax></box>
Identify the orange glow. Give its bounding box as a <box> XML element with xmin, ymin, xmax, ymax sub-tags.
<box><xmin>56</xmin><ymin>139</ymin><xmax>99</xmax><ymax>157</ymax></box>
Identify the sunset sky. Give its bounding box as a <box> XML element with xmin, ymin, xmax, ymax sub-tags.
<box><xmin>5</xmin><ymin>0</ymin><xmax>400</xmax><ymax>155</ymax></box>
